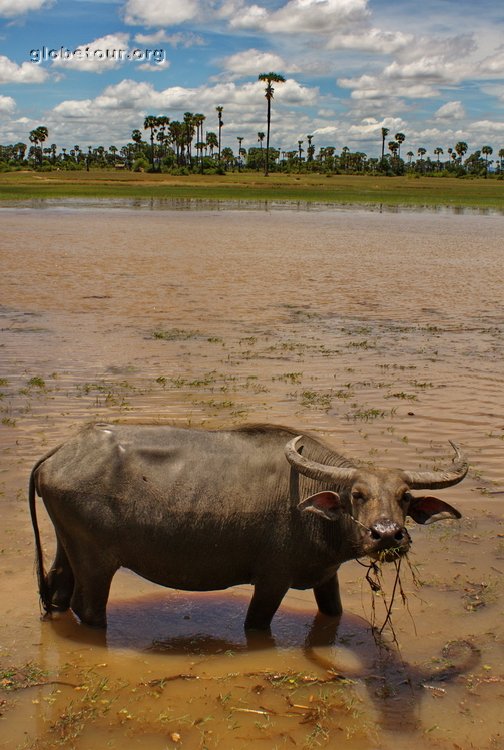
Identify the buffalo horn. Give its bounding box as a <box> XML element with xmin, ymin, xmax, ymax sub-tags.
<box><xmin>285</xmin><ymin>436</ymin><xmax>357</xmax><ymax>484</ymax></box>
<box><xmin>401</xmin><ymin>441</ymin><xmax>468</xmax><ymax>489</ymax></box>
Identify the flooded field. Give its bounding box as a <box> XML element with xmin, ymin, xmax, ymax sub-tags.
<box><xmin>1</xmin><ymin>204</ymin><xmax>504</xmax><ymax>749</ymax></box>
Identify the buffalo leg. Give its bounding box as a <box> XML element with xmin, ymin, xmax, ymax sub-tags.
<box><xmin>245</xmin><ymin>580</ymin><xmax>290</xmax><ymax>630</ymax></box>
<box><xmin>64</xmin><ymin>547</ymin><xmax>117</xmax><ymax>628</ymax></box>
<box><xmin>70</xmin><ymin>568</ymin><xmax>116</xmax><ymax>628</ymax></box>
<box><xmin>313</xmin><ymin>574</ymin><xmax>342</xmax><ymax>618</ymax></box>
<box><xmin>46</xmin><ymin>536</ymin><xmax>75</xmax><ymax>612</ymax></box>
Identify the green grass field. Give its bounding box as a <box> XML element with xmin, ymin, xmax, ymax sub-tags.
<box><xmin>0</xmin><ymin>170</ymin><xmax>502</xmax><ymax>209</ymax></box>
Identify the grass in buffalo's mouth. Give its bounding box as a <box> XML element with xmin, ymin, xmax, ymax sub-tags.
<box><xmin>358</xmin><ymin>554</ymin><xmax>421</xmax><ymax>642</ymax></box>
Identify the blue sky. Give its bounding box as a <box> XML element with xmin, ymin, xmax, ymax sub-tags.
<box><xmin>0</xmin><ymin>0</ymin><xmax>503</xmax><ymax>158</ymax></box>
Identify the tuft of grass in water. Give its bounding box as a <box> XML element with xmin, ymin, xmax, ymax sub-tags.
<box><xmin>348</xmin><ymin>407</ymin><xmax>387</xmax><ymax>421</ymax></box>
<box><xmin>0</xmin><ymin>663</ymin><xmax>48</xmax><ymax>690</ymax></box>
<box><xmin>274</xmin><ymin>372</ymin><xmax>304</xmax><ymax>384</ymax></box>
<box><xmin>300</xmin><ymin>390</ymin><xmax>333</xmax><ymax>411</ymax></box>
<box><xmin>27</xmin><ymin>376</ymin><xmax>46</xmax><ymax>389</ymax></box>
<box><xmin>152</xmin><ymin>328</ymin><xmax>200</xmax><ymax>341</ymax></box>
<box><xmin>385</xmin><ymin>392</ymin><xmax>418</xmax><ymax>401</ymax></box>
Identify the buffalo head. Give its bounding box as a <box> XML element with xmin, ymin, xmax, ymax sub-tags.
<box><xmin>285</xmin><ymin>436</ymin><xmax>467</xmax><ymax>561</ymax></box>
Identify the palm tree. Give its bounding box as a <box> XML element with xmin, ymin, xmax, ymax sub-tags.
<box><xmin>499</xmin><ymin>148</ymin><xmax>504</xmax><ymax>173</ymax></box>
<box><xmin>381</xmin><ymin>127</ymin><xmax>389</xmax><ymax>160</ymax></box>
<box><xmin>143</xmin><ymin>115</ymin><xmax>159</xmax><ymax>171</ymax></box>
<box><xmin>183</xmin><ymin>112</ymin><xmax>196</xmax><ymax>166</ymax></box>
<box><xmin>481</xmin><ymin>145</ymin><xmax>493</xmax><ymax>177</ymax></box>
<box><xmin>433</xmin><ymin>147</ymin><xmax>444</xmax><ymax>170</ymax></box>
<box><xmin>216</xmin><ymin>106</ymin><xmax>224</xmax><ymax>164</ymax></box>
<box><xmin>394</xmin><ymin>132</ymin><xmax>405</xmax><ymax>160</ymax></box>
<box><xmin>297</xmin><ymin>140</ymin><xmax>304</xmax><ymax>171</ymax></box>
<box><xmin>156</xmin><ymin>115</ymin><xmax>170</xmax><ymax>159</ymax></box>
<box><xmin>306</xmin><ymin>134</ymin><xmax>315</xmax><ymax>163</ymax></box>
<box><xmin>169</xmin><ymin>121</ymin><xmax>184</xmax><ymax>164</ymax></box>
<box><xmin>258</xmin><ymin>72</ymin><xmax>286</xmax><ymax>176</ymax></box>
<box><xmin>417</xmin><ymin>147</ymin><xmax>426</xmax><ymax>173</ymax></box>
<box><xmin>454</xmin><ymin>141</ymin><xmax>468</xmax><ymax>163</ymax></box>
<box><xmin>193</xmin><ymin>113</ymin><xmax>205</xmax><ymax>170</ymax></box>
<box><xmin>29</xmin><ymin>125</ymin><xmax>48</xmax><ymax>166</ymax></box>
<box><xmin>206</xmin><ymin>131</ymin><xmax>218</xmax><ymax>159</ymax></box>
<box><xmin>237</xmin><ymin>136</ymin><xmax>243</xmax><ymax>171</ymax></box>
<box><xmin>341</xmin><ymin>145</ymin><xmax>350</xmax><ymax>171</ymax></box>
<box><xmin>388</xmin><ymin>141</ymin><xmax>399</xmax><ymax>158</ymax></box>
<box><xmin>256</xmin><ymin>132</ymin><xmax>265</xmax><ymax>171</ymax></box>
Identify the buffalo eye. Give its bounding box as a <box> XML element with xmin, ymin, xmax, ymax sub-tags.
<box><xmin>401</xmin><ymin>491</ymin><xmax>413</xmax><ymax>507</ymax></box>
<box><xmin>351</xmin><ymin>490</ymin><xmax>365</xmax><ymax>502</ymax></box>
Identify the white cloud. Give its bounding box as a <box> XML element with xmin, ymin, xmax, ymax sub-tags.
<box><xmin>138</xmin><ymin>60</ymin><xmax>170</xmax><ymax>72</ymax></box>
<box><xmin>327</xmin><ymin>27</ymin><xmax>413</xmax><ymax>54</ymax></box>
<box><xmin>54</xmin><ymin>76</ymin><xmax>318</xmax><ymax>118</ymax></box>
<box><xmin>383</xmin><ymin>57</ymin><xmax>462</xmax><ymax>85</ymax></box>
<box><xmin>220</xmin><ymin>48</ymin><xmax>299</xmax><ymax>78</ymax></box>
<box><xmin>347</xmin><ymin>116</ymin><xmax>405</xmax><ymax>138</ymax></box>
<box><xmin>135</xmin><ymin>31</ymin><xmax>204</xmax><ymax>47</ymax></box>
<box><xmin>0</xmin><ymin>0</ymin><xmax>51</xmax><ymax>17</ymax></box>
<box><xmin>124</xmin><ymin>0</ymin><xmax>200</xmax><ymax>26</ymax></box>
<box><xmin>477</xmin><ymin>48</ymin><xmax>504</xmax><ymax>76</ymax></box>
<box><xmin>0</xmin><ymin>54</ymin><xmax>48</xmax><ymax>83</ymax></box>
<box><xmin>0</xmin><ymin>94</ymin><xmax>16</xmax><ymax>113</ymax></box>
<box><xmin>51</xmin><ymin>33</ymin><xmax>132</xmax><ymax>73</ymax></box>
<box><xmin>471</xmin><ymin>119</ymin><xmax>504</xmax><ymax>136</ymax></box>
<box><xmin>435</xmin><ymin>101</ymin><xmax>465</xmax><ymax>121</ymax></box>
<box><xmin>49</xmin><ymin>76</ymin><xmax>319</xmax><ymax>150</ymax></box>
<box><xmin>228</xmin><ymin>0</ymin><xmax>369</xmax><ymax>34</ymax></box>
<box><xmin>338</xmin><ymin>46</ymin><xmax>472</xmax><ymax>103</ymax></box>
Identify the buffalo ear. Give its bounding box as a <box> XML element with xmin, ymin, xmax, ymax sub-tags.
<box><xmin>408</xmin><ymin>496</ymin><xmax>462</xmax><ymax>525</ymax></box>
<box><xmin>298</xmin><ymin>491</ymin><xmax>342</xmax><ymax>521</ymax></box>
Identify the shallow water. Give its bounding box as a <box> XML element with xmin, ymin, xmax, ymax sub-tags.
<box><xmin>1</xmin><ymin>205</ymin><xmax>503</xmax><ymax>749</ymax></box>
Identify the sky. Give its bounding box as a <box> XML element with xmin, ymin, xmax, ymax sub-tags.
<box><xmin>0</xmin><ymin>0</ymin><xmax>503</xmax><ymax>159</ymax></box>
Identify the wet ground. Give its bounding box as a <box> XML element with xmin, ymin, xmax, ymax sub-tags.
<box><xmin>1</xmin><ymin>204</ymin><xmax>503</xmax><ymax>749</ymax></box>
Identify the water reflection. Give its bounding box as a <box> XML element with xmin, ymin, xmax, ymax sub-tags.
<box><xmin>0</xmin><ymin>197</ymin><xmax>502</xmax><ymax>214</ymax></box>
<box><xmin>45</xmin><ymin>590</ymin><xmax>480</xmax><ymax>735</ymax></box>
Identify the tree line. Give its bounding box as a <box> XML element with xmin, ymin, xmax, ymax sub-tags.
<box><xmin>1</xmin><ymin>74</ymin><xmax>503</xmax><ymax>178</ymax></box>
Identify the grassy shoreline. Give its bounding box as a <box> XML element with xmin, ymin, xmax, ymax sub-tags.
<box><xmin>0</xmin><ymin>170</ymin><xmax>503</xmax><ymax>209</ymax></box>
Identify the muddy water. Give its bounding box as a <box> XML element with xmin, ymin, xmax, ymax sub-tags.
<box><xmin>1</xmin><ymin>205</ymin><xmax>503</xmax><ymax>749</ymax></box>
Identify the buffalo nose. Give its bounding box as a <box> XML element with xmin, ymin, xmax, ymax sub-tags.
<box><xmin>369</xmin><ymin>520</ymin><xmax>407</xmax><ymax>546</ymax></box>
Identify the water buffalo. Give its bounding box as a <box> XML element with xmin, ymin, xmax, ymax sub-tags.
<box><xmin>29</xmin><ymin>423</ymin><xmax>467</xmax><ymax>630</ymax></box>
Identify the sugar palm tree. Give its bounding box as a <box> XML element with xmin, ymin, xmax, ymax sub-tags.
<box><xmin>499</xmin><ymin>148</ymin><xmax>504</xmax><ymax>173</ymax></box>
<box><xmin>183</xmin><ymin>112</ymin><xmax>196</xmax><ymax>166</ymax></box>
<box><xmin>481</xmin><ymin>145</ymin><xmax>493</xmax><ymax>177</ymax></box>
<box><xmin>258</xmin><ymin>72</ymin><xmax>286</xmax><ymax>176</ymax></box>
<box><xmin>169</xmin><ymin>121</ymin><xmax>184</xmax><ymax>164</ymax></box>
<box><xmin>206</xmin><ymin>131</ymin><xmax>218</xmax><ymax>159</ymax></box>
<box><xmin>417</xmin><ymin>147</ymin><xmax>426</xmax><ymax>173</ymax></box>
<box><xmin>388</xmin><ymin>141</ymin><xmax>399</xmax><ymax>160</ymax></box>
<box><xmin>29</xmin><ymin>125</ymin><xmax>48</xmax><ymax>166</ymax></box>
<box><xmin>306</xmin><ymin>134</ymin><xmax>315</xmax><ymax>163</ymax></box>
<box><xmin>193</xmin><ymin>113</ymin><xmax>206</xmax><ymax>170</ymax></box>
<box><xmin>454</xmin><ymin>141</ymin><xmax>468</xmax><ymax>163</ymax></box>
<box><xmin>216</xmin><ymin>106</ymin><xmax>224</xmax><ymax>164</ymax></box>
<box><xmin>380</xmin><ymin>127</ymin><xmax>389</xmax><ymax>160</ymax></box>
<box><xmin>394</xmin><ymin>132</ymin><xmax>405</xmax><ymax>160</ymax></box>
<box><xmin>434</xmin><ymin>147</ymin><xmax>444</xmax><ymax>170</ymax></box>
<box><xmin>237</xmin><ymin>136</ymin><xmax>243</xmax><ymax>171</ymax></box>
<box><xmin>143</xmin><ymin>115</ymin><xmax>159</xmax><ymax>171</ymax></box>
<box><xmin>297</xmin><ymin>140</ymin><xmax>304</xmax><ymax>171</ymax></box>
